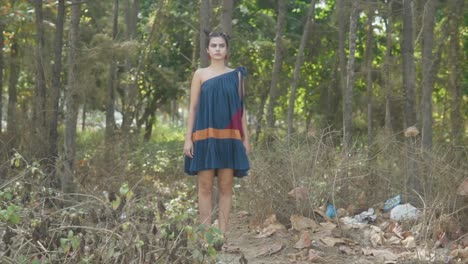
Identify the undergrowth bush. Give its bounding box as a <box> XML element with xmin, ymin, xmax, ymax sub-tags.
<box><xmin>0</xmin><ymin>138</ymin><xmax>223</xmax><ymax>263</ymax></box>
<box><xmin>240</xmin><ymin>129</ymin><xmax>468</xmax><ymax>234</ymax></box>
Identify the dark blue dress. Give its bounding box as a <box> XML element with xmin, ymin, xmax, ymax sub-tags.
<box><xmin>184</xmin><ymin>66</ymin><xmax>250</xmax><ymax>177</ymax></box>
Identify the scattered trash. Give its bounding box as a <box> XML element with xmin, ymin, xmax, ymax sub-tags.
<box><xmin>342</xmin><ymin>208</ymin><xmax>377</xmax><ymax>224</ymax></box>
<box><xmin>390</xmin><ymin>203</ymin><xmax>420</xmax><ymax>221</ymax></box>
<box><xmin>325</xmin><ymin>203</ymin><xmax>337</xmax><ymax>218</ymax></box>
<box><xmin>383</xmin><ymin>195</ymin><xmax>401</xmax><ymax>212</ymax></box>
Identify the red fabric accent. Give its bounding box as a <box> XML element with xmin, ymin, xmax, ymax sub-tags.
<box><xmin>225</xmin><ymin>108</ymin><xmax>244</xmax><ymax>137</ymax></box>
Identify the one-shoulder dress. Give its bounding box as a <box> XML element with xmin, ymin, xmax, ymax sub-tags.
<box><xmin>184</xmin><ymin>66</ymin><xmax>250</xmax><ymax>177</ymax></box>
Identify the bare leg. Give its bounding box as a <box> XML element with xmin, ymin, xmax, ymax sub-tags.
<box><xmin>198</xmin><ymin>170</ymin><xmax>215</xmax><ymax>226</ymax></box>
<box><xmin>217</xmin><ymin>168</ymin><xmax>234</xmax><ymax>234</ymax></box>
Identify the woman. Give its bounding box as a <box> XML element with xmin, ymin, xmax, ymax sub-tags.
<box><xmin>184</xmin><ymin>31</ymin><xmax>250</xmax><ymax>237</ymax></box>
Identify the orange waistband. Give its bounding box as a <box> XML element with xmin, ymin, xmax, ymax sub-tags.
<box><xmin>192</xmin><ymin>128</ymin><xmax>242</xmax><ymax>142</ymax></box>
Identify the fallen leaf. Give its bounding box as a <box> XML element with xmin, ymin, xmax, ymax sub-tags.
<box><xmin>290</xmin><ymin>214</ymin><xmax>319</xmax><ymax>231</ymax></box>
<box><xmin>449</xmin><ymin>248</ymin><xmax>468</xmax><ymax>261</ymax></box>
<box><xmin>337</xmin><ymin>208</ymin><xmax>348</xmax><ymax>218</ymax></box>
<box><xmin>255</xmin><ymin>241</ymin><xmax>283</xmax><ymax>257</ymax></box>
<box><xmin>313</xmin><ymin>209</ymin><xmax>332</xmax><ymax>222</ymax></box>
<box><xmin>339</xmin><ymin>245</ymin><xmax>354</xmax><ymax>255</ymax></box>
<box><xmin>358</xmin><ymin>191</ymin><xmax>367</xmax><ymax>208</ymax></box>
<box><xmin>287</xmin><ymin>249</ymin><xmax>308</xmax><ymax>261</ymax></box>
<box><xmin>308</xmin><ymin>249</ymin><xmax>322</xmax><ymax>262</ymax></box>
<box><xmin>402</xmin><ymin>236</ymin><xmax>416</xmax><ymax>248</ymax></box>
<box><xmin>255</xmin><ymin>223</ymin><xmax>286</xmax><ymax>238</ymax></box>
<box><xmin>263</xmin><ymin>214</ymin><xmax>279</xmax><ymax>226</ymax></box>
<box><xmin>237</xmin><ymin>211</ymin><xmax>250</xmax><ymax>217</ymax></box>
<box><xmin>404</xmin><ymin>126</ymin><xmax>419</xmax><ymax>137</ymax></box>
<box><xmin>288</xmin><ymin>187</ymin><xmax>309</xmax><ymax>200</ymax></box>
<box><xmin>294</xmin><ymin>231</ymin><xmax>312</xmax><ymax>249</ymax></box>
<box><xmin>362</xmin><ymin>248</ymin><xmax>399</xmax><ymax>261</ymax></box>
<box><xmin>320</xmin><ymin>237</ymin><xmax>347</xmax><ymax>247</ymax></box>
<box><xmin>370</xmin><ymin>231</ymin><xmax>384</xmax><ymax>247</ymax></box>
<box><xmin>384</xmin><ymin>236</ymin><xmax>401</xmax><ymax>245</ymax></box>
<box><xmin>456</xmin><ymin>178</ymin><xmax>468</xmax><ymax>196</ymax></box>
<box><xmin>319</xmin><ymin>222</ymin><xmax>337</xmax><ymax>231</ymax></box>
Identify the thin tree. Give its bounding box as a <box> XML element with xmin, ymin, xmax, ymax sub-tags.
<box><xmin>105</xmin><ymin>0</ymin><xmax>119</xmax><ymax>145</ymax></box>
<box><xmin>48</xmin><ymin>0</ymin><xmax>65</xmax><ymax>177</ymax></box>
<box><xmin>402</xmin><ymin>0</ymin><xmax>420</xmax><ymax>197</ymax></box>
<box><xmin>337</xmin><ymin>0</ymin><xmax>347</xmax><ymax>128</ymax></box>
<box><xmin>266</xmin><ymin>0</ymin><xmax>286</xmax><ymax>129</ymax></box>
<box><xmin>33</xmin><ymin>0</ymin><xmax>47</xmax><ymax>157</ymax></box>
<box><xmin>0</xmin><ymin>21</ymin><xmax>4</xmax><ymax>134</ymax></box>
<box><xmin>221</xmin><ymin>0</ymin><xmax>233</xmax><ymax>37</ymax></box>
<box><xmin>383</xmin><ymin>0</ymin><xmax>393</xmax><ymax>132</ymax></box>
<box><xmin>121</xmin><ymin>0</ymin><xmax>140</xmax><ymax>135</ymax></box>
<box><xmin>421</xmin><ymin>0</ymin><xmax>436</xmax><ymax>151</ymax></box>
<box><xmin>287</xmin><ymin>0</ymin><xmax>315</xmax><ymax>138</ymax></box>
<box><xmin>199</xmin><ymin>0</ymin><xmax>211</xmax><ymax>67</ymax></box>
<box><xmin>343</xmin><ymin>1</ymin><xmax>359</xmax><ymax>149</ymax></box>
<box><xmin>63</xmin><ymin>0</ymin><xmax>81</xmax><ymax>193</ymax></box>
<box><xmin>7</xmin><ymin>38</ymin><xmax>18</xmax><ymax>148</ymax></box>
<box><xmin>448</xmin><ymin>0</ymin><xmax>464</xmax><ymax>145</ymax></box>
<box><xmin>365</xmin><ymin>3</ymin><xmax>374</xmax><ymax>156</ymax></box>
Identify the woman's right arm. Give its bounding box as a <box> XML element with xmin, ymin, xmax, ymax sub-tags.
<box><xmin>184</xmin><ymin>69</ymin><xmax>202</xmax><ymax>158</ymax></box>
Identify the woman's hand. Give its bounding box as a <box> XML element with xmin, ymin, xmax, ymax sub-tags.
<box><xmin>184</xmin><ymin>139</ymin><xmax>194</xmax><ymax>158</ymax></box>
<box><xmin>243</xmin><ymin>140</ymin><xmax>251</xmax><ymax>155</ymax></box>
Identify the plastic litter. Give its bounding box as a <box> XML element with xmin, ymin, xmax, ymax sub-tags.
<box><xmin>325</xmin><ymin>203</ymin><xmax>337</xmax><ymax>218</ymax></box>
<box><xmin>383</xmin><ymin>195</ymin><xmax>401</xmax><ymax>212</ymax></box>
<box><xmin>341</xmin><ymin>208</ymin><xmax>377</xmax><ymax>224</ymax></box>
<box><xmin>390</xmin><ymin>203</ymin><xmax>420</xmax><ymax>221</ymax></box>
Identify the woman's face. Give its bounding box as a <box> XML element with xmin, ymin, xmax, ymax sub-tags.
<box><xmin>207</xmin><ymin>36</ymin><xmax>228</xmax><ymax>61</ymax></box>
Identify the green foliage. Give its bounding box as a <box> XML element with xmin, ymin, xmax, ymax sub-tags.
<box><xmin>59</xmin><ymin>230</ymin><xmax>81</xmax><ymax>254</ymax></box>
<box><xmin>0</xmin><ymin>204</ymin><xmax>21</xmax><ymax>225</ymax></box>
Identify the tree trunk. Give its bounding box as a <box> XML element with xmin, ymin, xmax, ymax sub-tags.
<box><xmin>199</xmin><ymin>0</ymin><xmax>211</xmax><ymax>67</ymax></box>
<box><xmin>121</xmin><ymin>0</ymin><xmax>140</xmax><ymax>135</ymax></box>
<box><xmin>254</xmin><ymin>86</ymin><xmax>268</xmax><ymax>143</ymax></box>
<box><xmin>33</xmin><ymin>0</ymin><xmax>47</xmax><ymax>157</ymax></box>
<box><xmin>48</xmin><ymin>0</ymin><xmax>65</xmax><ymax>177</ymax></box>
<box><xmin>365</xmin><ymin>4</ymin><xmax>374</xmax><ymax>157</ymax></box>
<box><xmin>384</xmin><ymin>0</ymin><xmax>393</xmax><ymax>132</ymax></box>
<box><xmin>63</xmin><ymin>0</ymin><xmax>81</xmax><ymax>193</ymax></box>
<box><xmin>343</xmin><ymin>1</ymin><xmax>358</xmax><ymax>149</ymax></box>
<box><xmin>448</xmin><ymin>0</ymin><xmax>463</xmax><ymax>145</ymax></box>
<box><xmin>287</xmin><ymin>0</ymin><xmax>315</xmax><ymax>138</ymax></box>
<box><xmin>337</xmin><ymin>0</ymin><xmax>347</xmax><ymax>131</ymax></box>
<box><xmin>0</xmin><ymin>22</ymin><xmax>4</xmax><ymax>134</ymax></box>
<box><xmin>105</xmin><ymin>0</ymin><xmax>119</xmax><ymax>144</ymax></box>
<box><xmin>421</xmin><ymin>0</ymin><xmax>436</xmax><ymax>151</ymax></box>
<box><xmin>402</xmin><ymin>0</ymin><xmax>420</xmax><ymax>198</ymax></box>
<box><xmin>266</xmin><ymin>0</ymin><xmax>286</xmax><ymax>129</ymax></box>
<box><xmin>7</xmin><ymin>39</ymin><xmax>19</xmax><ymax>148</ymax></box>
<box><xmin>221</xmin><ymin>0</ymin><xmax>233</xmax><ymax>37</ymax></box>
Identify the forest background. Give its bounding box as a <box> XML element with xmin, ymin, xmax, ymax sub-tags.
<box><xmin>0</xmin><ymin>0</ymin><xmax>467</xmax><ymax>263</ymax></box>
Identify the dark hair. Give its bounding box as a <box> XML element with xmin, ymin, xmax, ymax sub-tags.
<box><xmin>204</xmin><ymin>30</ymin><xmax>231</xmax><ymax>48</ymax></box>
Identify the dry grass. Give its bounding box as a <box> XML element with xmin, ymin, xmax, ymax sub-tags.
<box><xmin>239</xmin><ymin>129</ymin><xmax>468</xmax><ymax>236</ymax></box>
